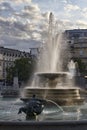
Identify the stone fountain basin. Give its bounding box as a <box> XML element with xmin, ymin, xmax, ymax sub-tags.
<box><xmin>35</xmin><ymin>72</ymin><xmax>69</xmax><ymax>79</ymax></box>
<box><xmin>22</xmin><ymin>72</ymin><xmax>85</xmax><ymax>106</ymax></box>
<box><xmin>21</xmin><ymin>87</ymin><xmax>85</xmax><ymax>106</ymax></box>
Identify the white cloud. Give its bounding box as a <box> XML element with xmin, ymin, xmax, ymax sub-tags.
<box><xmin>76</xmin><ymin>20</ymin><xmax>87</xmax><ymax>28</ymax></box>
<box><xmin>0</xmin><ymin>1</ymin><xmax>49</xmax><ymax>50</ymax></box>
<box><xmin>64</xmin><ymin>4</ymin><xmax>80</xmax><ymax>12</ymax></box>
<box><xmin>62</xmin><ymin>0</ymin><xmax>68</xmax><ymax>4</ymax></box>
<box><xmin>81</xmin><ymin>8</ymin><xmax>87</xmax><ymax>19</ymax></box>
<box><xmin>83</xmin><ymin>8</ymin><xmax>87</xmax><ymax>12</ymax></box>
<box><xmin>6</xmin><ymin>0</ymin><xmax>31</xmax><ymax>4</ymax></box>
<box><xmin>24</xmin><ymin>4</ymin><xmax>40</xmax><ymax>12</ymax></box>
<box><xmin>32</xmin><ymin>32</ymin><xmax>41</xmax><ymax>40</ymax></box>
<box><xmin>1</xmin><ymin>0</ymin><xmax>87</xmax><ymax>51</ymax></box>
<box><xmin>42</xmin><ymin>12</ymin><xmax>51</xmax><ymax>20</ymax></box>
<box><xmin>0</xmin><ymin>2</ymin><xmax>15</xmax><ymax>18</ymax></box>
<box><xmin>54</xmin><ymin>19</ymin><xmax>76</xmax><ymax>31</ymax></box>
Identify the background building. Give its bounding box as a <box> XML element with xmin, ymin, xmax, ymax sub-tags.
<box><xmin>1</xmin><ymin>29</ymin><xmax>87</xmax><ymax>82</ymax></box>
<box><xmin>65</xmin><ymin>29</ymin><xmax>87</xmax><ymax>66</ymax></box>
<box><xmin>0</xmin><ymin>47</ymin><xmax>31</xmax><ymax>82</ymax></box>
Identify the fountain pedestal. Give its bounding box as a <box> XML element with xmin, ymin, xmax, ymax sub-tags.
<box><xmin>22</xmin><ymin>72</ymin><xmax>85</xmax><ymax>106</ymax></box>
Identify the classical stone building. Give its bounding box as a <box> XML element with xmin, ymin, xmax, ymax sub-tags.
<box><xmin>65</xmin><ymin>29</ymin><xmax>87</xmax><ymax>65</ymax></box>
<box><xmin>0</xmin><ymin>47</ymin><xmax>31</xmax><ymax>81</ymax></box>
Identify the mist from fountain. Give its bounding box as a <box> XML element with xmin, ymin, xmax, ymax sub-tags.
<box><xmin>23</xmin><ymin>12</ymin><xmax>84</xmax><ymax>109</ymax></box>
<box><xmin>31</xmin><ymin>12</ymin><xmax>71</xmax><ymax>89</ymax></box>
<box><xmin>68</xmin><ymin>60</ymin><xmax>76</xmax><ymax>77</ymax></box>
<box><xmin>36</xmin><ymin>12</ymin><xmax>69</xmax><ymax>73</ymax></box>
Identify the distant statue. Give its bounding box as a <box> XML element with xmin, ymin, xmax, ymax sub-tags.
<box><xmin>18</xmin><ymin>95</ymin><xmax>46</xmax><ymax>120</ymax></box>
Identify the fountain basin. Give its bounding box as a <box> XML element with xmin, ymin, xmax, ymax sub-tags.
<box><xmin>21</xmin><ymin>72</ymin><xmax>84</xmax><ymax>106</ymax></box>
<box><xmin>35</xmin><ymin>72</ymin><xmax>69</xmax><ymax>79</ymax></box>
<box><xmin>22</xmin><ymin>72</ymin><xmax>85</xmax><ymax>106</ymax></box>
<box><xmin>21</xmin><ymin>87</ymin><xmax>85</xmax><ymax>106</ymax></box>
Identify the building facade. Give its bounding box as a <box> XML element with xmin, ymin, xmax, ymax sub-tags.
<box><xmin>65</xmin><ymin>29</ymin><xmax>87</xmax><ymax>65</ymax></box>
<box><xmin>0</xmin><ymin>47</ymin><xmax>31</xmax><ymax>81</ymax></box>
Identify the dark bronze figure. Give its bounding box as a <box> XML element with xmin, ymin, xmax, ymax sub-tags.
<box><xmin>18</xmin><ymin>95</ymin><xmax>46</xmax><ymax>120</ymax></box>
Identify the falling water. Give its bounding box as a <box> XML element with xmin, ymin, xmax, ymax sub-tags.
<box><xmin>36</xmin><ymin>12</ymin><xmax>69</xmax><ymax>73</ymax></box>
<box><xmin>31</xmin><ymin>12</ymin><xmax>72</xmax><ymax>89</ymax></box>
<box><xmin>46</xmin><ymin>99</ymin><xmax>64</xmax><ymax>112</ymax></box>
<box><xmin>68</xmin><ymin>60</ymin><xmax>76</xmax><ymax>77</ymax></box>
<box><xmin>23</xmin><ymin>12</ymin><xmax>84</xmax><ymax>113</ymax></box>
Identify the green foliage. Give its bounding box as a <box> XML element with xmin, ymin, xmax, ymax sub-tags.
<box><xmin>74</xmin><ymin>58</ymin><xmax>86</xmax><ymax>74</ymax></box>
<box><xmin>6</xmin><ymin>57</ymin><xmax>36</xmax><ymax>84</ymax></box>
<box><xmin>6</xmin><ymin>66</ymin><xmax>14</xmax><ymax>85</ymax></box>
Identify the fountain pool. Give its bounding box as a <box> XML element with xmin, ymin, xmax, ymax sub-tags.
<box><xmin>0</xmin><ymin>97</ymin><xmax>87</xmax><ymax>121</ymax></box>
<box><xmin>21</xmin><ymin>12</ymin><xmax>86</xmax><ymax>106</ymax></box>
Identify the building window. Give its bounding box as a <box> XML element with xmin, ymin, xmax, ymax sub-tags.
<box><xmin>80</xmin><ymin>50</ymin><xmax>83</xmax><ymax>56</ymax></box>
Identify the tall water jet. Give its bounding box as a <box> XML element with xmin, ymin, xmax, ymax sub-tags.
<box><xmin>21</xmin><ymin>12</ymin><xmax>85</xmax><ymax>106</ymax></box>
<box><xmin>37</xmin><ymin>12</ymin><xmax>69</xmax><ymax>73</ymax></box>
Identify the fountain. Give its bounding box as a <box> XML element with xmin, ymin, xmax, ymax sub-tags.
<box><xmin>21</xmin><ymin>13</ymin><xmax>85</xmax><ymax>106</ymax></box>
<box><xmin>0</xmin><ymin>12</ymin><xmax>87</xmax><ymax>130</ymax></box>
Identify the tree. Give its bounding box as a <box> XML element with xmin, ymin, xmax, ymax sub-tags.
<box><xmin>6</xmin><ymin>57</ymin><xmax>36</xmax><ymax>85</ymax></box>
<box><xmin>74</xmin><ymin>58</ymin><xmax>86</xmax><ymax>75</ymax></box>
<box><xmin>6</xmin><ymin>66</ymin><xmax>14</xmax><ymax>85</ymax></box>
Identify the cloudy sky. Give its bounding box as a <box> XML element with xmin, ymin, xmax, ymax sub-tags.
<box><xmin>0</xmin><ymin>0</ymin><xmax>87</xmax><ymax>51</ymax></box>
